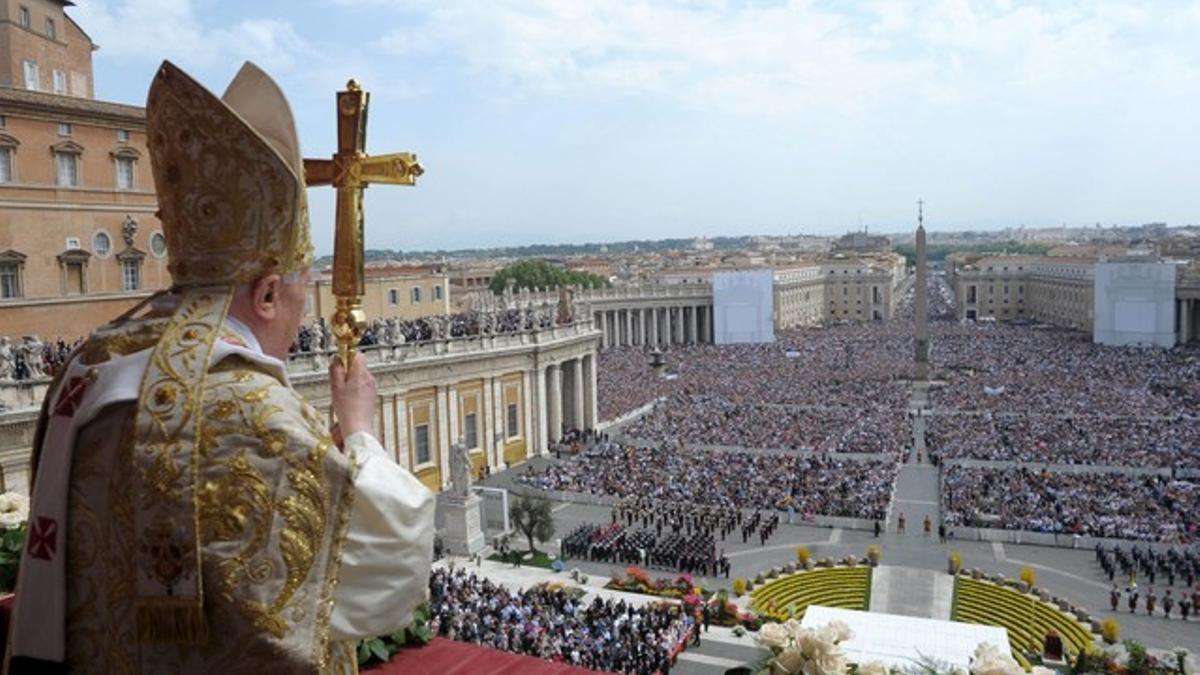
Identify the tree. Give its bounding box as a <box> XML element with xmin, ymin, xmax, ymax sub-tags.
<box><xmin>509</xmin><ymin>495</ymin><xmax>555</xmax><ymax>554</ymax></box>
<box><xmin>488</xmin><ymin>259</ymin><xmax>610</xmax><ymax>295</ymax></box>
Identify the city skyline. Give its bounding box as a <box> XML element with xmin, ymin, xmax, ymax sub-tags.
<box><xmin>71</xmin><ymin>0</ymin><xmax>1200</xmax><ymax>252</ymax></box>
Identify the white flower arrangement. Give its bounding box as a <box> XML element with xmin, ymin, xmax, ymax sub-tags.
<box><xmin>0</xmin><ymin>492</ymin><xmax>29</xmax><ymax>530</ymax></box>
<box><xmin>756</xmin><ymin>619</ymin><xmax>856</xmax><ymax>675</ymax></box>
<box><xmin>968</xmin><ymin>642</ymin><xmax>1049</xmax><ymax>675</ymax></box>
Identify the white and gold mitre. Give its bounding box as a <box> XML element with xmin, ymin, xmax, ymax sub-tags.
<box><xmin>146</xmin><ymin>60</ymin><xmax>313</xmax><ymax>286</ymax></box>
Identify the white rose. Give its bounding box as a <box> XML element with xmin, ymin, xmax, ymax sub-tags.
<box><xmin>821</xmin><ymin>619</ymin><xmax>854</xmax><ymax>644</ymax></box>
<box><xmin>858</xmin><ymin>661</ymin><xmax>890</xmax><ymax>675</ymax></box>
<box><xmin>797</xmin><ymin>631</ymin><xmax>833</xmax><ymax>659</ymax></box>
<box><xmin>759</xmin><ymin>622</ymin><xmax>792</xmax><ymax>651</ymax></box>
<box><xmin>972</xmin><ymin>656</ymin><xmax>1023</xmax><ymax>675</ymax></box>
<box><xmin>1174</xmin><ymin>650</ymin><xmax>1196</xmax><ymax>675</ymax></box>
<box><xmin>0</xmin><ymin>492</ymin><xmax>29</xmax><ymax>527</ymax></box>
<box><xmin>814</xmin><ymin>653</ymin><xmax>848</xmax><ymax>675</ymax></box>
<box><xmin>773</xmin><ymin>646</ymin><xmax>808</xmax><ymax>675</ymax></box>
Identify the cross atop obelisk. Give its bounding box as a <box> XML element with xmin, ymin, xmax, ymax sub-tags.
<box><xmin>914</xmin><ymin>199</ymin><xmax>929</xmax><ymax>381</ymax></box>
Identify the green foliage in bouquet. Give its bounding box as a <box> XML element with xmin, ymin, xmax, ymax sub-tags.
<box><xmin>0</xmin><ymin>524</ymin><xmax>26</xmax><ymax>592</ymax></box>
<box><xmin>356</xmin><ymin>603</ymin><xmax>433</xmax><ymax>668</ymax></box>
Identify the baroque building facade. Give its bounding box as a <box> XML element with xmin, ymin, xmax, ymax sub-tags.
<box><xmin>0</xmin><ymin>0</ymin><xmax>167</xmax><ymax>336</ymax></box>
<box><xmin>947</xmin><ymin>252</ymin><xmax>1200</xmax><ymax>343</ymax></box>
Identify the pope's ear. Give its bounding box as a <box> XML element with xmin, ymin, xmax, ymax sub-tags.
<box><xmin>250</xmin><ymin>274</ymin><xmax>283</xmax><ymax>320</ymax></box>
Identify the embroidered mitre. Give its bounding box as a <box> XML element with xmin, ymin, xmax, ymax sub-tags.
<box><xmin>147</xmin><ymin>60</ymin><xmax>313</xmax><ymax>286</ymax></box>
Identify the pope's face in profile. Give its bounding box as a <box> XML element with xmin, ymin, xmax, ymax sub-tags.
<box><xmin>275</xmin><ymin>268</ymin><xmax>313</xmax><ymax>357</ymax></box>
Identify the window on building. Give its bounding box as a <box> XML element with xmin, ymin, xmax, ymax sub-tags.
<box><xmin>18</xmin><ymin>6</ymin><xmax>30</xmax><ymax>28</ymax></box>
<box><xmin>57</xmin><ymin>122</ymin><xmax>71</xmax><ymax>136</ymax></box>
<box><xmin>149</xmin><ymin>232</ymin><xmax>166</xmax><ymax>257</ymax></box>
<box><xmin>52</xmin><ymin>69</ymin><xmax>65</xmax><ymax>95</ymax></box>
<box><xmin>388</xmin><ymin>288</ymin><xmax>399</xmax><ymax>305</ymax></box>
<box><xmin>22</xmin><ymin>60</ymin><xmax>39</xmax><ymax>90</ymax></box>
<box><xmin>0</xmin><ymin>148</ymin><xmax>11</xmax><ymax>183</ymax></box>
<box><xmin>64</xmin><ymin>261</ymin><xmax>84</xmax><ymax>295</ymax></box>
<box><xmin>121</xmin><ymin>258</ymin><xmax>141</xmax><ymax>291</ymax></box>
<box><xmin>464</xmin><ymin>412</ymin><xmax>478</xmax><ymax>449</ymax></box>
<box><xmin>506</xmin><ymin>403</ymin><xmax>519</xmax><ymax>439</ymax></box>
<box><xmin>70</xmin><ymin>72</ymin><xmax>87</xmax><ymax>97</ymax></box>
<box><xmin>117</xmin><ymin>129</ymin><xmax>130</xmax><ymax>143</ymax></box>
<box><xmin>55</xmin><ymin>151</ymin><xmax>78</xmax><ymax>186</ymax></box>
<box><xmin>0</xmin><ymin>115</ymin><xmax>7</xmax><ymax>128</ymax></box>
<box><xmin>414</xmin><ymin>424</ymin><xmax>431</xmax><ymax>465</ymax></box>
<box><xmin>116</xmin><ymin>156</ymin><xmax>135</xmax><ymax>189</ymax></box>
<box><xmin>92</xmin><ymin>232</ymin><xmax>110</xmax><ymax>256</ymax></box>
<box><xmin>45</xmin><ymin>17</ymin><xmax>55</xmax><ymax>39</ymax></box>
<box><xmin>434</xmin><ymin>285</ymin><xmax>443</xmax><ymax>301</ymax></box>
<box><xmin>0</xmin><ymin>261</ymin><xmax>22</xmax><ymax>299</ymax></box>
<box><xmin>411</xmin><ymin>287</ymin><xmax>422</xmax><ymax>304</ymax></box>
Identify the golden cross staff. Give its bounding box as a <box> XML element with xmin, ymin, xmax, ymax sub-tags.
<box><xmin>304</xmin><ymin>80</ymin><xmax>423</xmax><ymax>369</ymax></box>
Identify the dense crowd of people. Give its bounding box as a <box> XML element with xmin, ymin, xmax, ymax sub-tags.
<box><xmin>626</xmin><ymin>393</ymin><xmax>908</xmax><ymax>454</ymax></box>
<box><xmin>1097</xmin><ymin>543</ymin><xmax>1200</xmax><ymax>589</ymax></box>
<box><xmin>429</xmin><ymin>566</ymin><xmax>692</xmax><ymax>674</ymax></box>
<box><xmin>942</xmin><ymin>465</ymin><xmax>1199</xmax><ymax>542</ymax></box>
<box><xmin>516</xmin><ymin>438</ymin><xmax>898</xmax><ymax>520</ymax></box>
<box><xmin>0</xmin><ymin>335</ymin><xmax>79</xmax><ymax>381</ymax></box>
<box><xmin>929</xmin><ymin>412</ymin><xmax>1200</xmax><ymax>468</ymax></box>
<box><xmin>560</xmin><ymin>499</ymin><xmax>753</xmax><ymax>577</ymax></box>
<box><xmin>291</xmin><ymin>306</ymin><xmax>570</xmax><ymax>356</ymax></box>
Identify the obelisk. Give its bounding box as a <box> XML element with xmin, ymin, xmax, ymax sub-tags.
<box><xmin>914</xmin><ymin>200</ymin><xmax>929</xmax><ymax>381</ymax></box>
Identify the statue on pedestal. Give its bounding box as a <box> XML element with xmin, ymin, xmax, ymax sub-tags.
<box><xmin>450</xmin><ymin>440</ymin><xmax>472</xmax><ymax>498</ymax></box>
<box><xmin>0</xmin><ymin>337</ymin><xmax>14</xmax><ymax>382</ymax></box>
<box><xmin>22</xmin><ymin>336</ymin><xmax>44</xmax><ymax>379</ymax></box>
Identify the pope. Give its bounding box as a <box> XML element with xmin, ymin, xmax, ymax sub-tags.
<box><xmin>5</xmin><ymin>61</ymin><xmax>434</xmax><ymax>674</ymax></box>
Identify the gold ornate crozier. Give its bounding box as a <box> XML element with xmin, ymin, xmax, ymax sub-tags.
<box><xmin>304</xmin><ymin>80</ymin><xmax>423</xmax><ymax>368</ymax></box>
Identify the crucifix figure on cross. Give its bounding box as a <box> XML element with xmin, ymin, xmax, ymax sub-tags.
<box><xmin>304</xmin><ymin>79</ymin><xmax>424</xmax><ymax>368</ymax></box>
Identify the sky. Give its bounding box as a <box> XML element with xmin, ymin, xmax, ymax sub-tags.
<box><xmin>71</xmin><ymin>0</ymin><xmax>1200</xmax><ymax>254</ymax></box>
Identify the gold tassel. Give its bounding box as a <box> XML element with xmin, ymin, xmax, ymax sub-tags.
<box><xmin>136</xmin><ymin>604</ymin><xmax>210</xmax><ymax>645</ymax></box>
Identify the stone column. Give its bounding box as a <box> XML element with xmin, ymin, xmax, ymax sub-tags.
<box><xmin>689</xmin><ymin>305</ymin><xmax>699</xmax><ymax>345</ymax></box>
<box><xmin>522</xmin><ymin>369</ymin><xmax>535</xmax><ymax>462</ymax></box>
<box><xmin>536</xmin><ymin>364</ymin><xmax>549</xmax><ymax>455</ymax></box>
<box><xmin>395</xmin><ymin>393</ymin><xmax>410</xmax><ymax>469</ymax></box>
<box><xmin>583</xmin><ymin>353</ymin><xmax>598</xmax><ymax>429</ymax></box>
<box><xmin>674</xmin><ymin>306</ymin><xmax>684</xmax><ymax>345</ymax></box>
<box><xmin>625</xmin><ymin>309</ymin><xmax>634</xmax><ymax>347</ymax></box>
<box><xmin>447</xmin><ymin>384</ymin><xmax>460</xmax><ymax>447</ymax></box>
<box><xmin>481</xmin><ymin>377</ymin><xmax>496</xmax><ymax>468</ymax></box>
<box><xmin>1180</xmin><ymin>299</ymin><xmax>1192</xmax><ymax>345</ymax></box>
<box><xmin>571</xmin><ymin>358</ymin><xmax>585</xmax><ymax>430</ymax></box>
<box><xmin>700</xmin><ymin>305</ymin><xmax>711</xmax><ymax>343</ymax></box>
<box><xmin>492</xmin><ymin>377</ymin><xmax>505</xmax><ymax>467</ymax></box>
<box><xmin>548</xmin><ymin>363</ymin><xmax>562</xmax><ymax>442</ymax></box>
<box><xmin>435</xmin><ymin>384</ymin><xmax>452</xmax><ymax>490</ymax></box>
<box><xmin>650</xmin><ymin>307</ymin><xmax>659</xmax><ymax>346</ymax></box>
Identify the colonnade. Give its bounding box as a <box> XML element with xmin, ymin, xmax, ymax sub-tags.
<box><xmin>539</xmin><ymin>352</ymin><xmax>598</xmax><ymax>444</ymax></box>
<box><xmin>1179</xmin><ymin>297</ymin><xmax>1197</xmax><ymax>345</ymax></box>
<box><xmin>593</xmin><ymin>305</ymin><xmax>712</xmax><ymax>349</ymax></box>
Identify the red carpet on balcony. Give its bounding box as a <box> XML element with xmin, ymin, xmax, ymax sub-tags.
<box><xmin>364</xmin><ymin>638</ymin><xmax>613</xmax><ymax>675</ymax></box>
